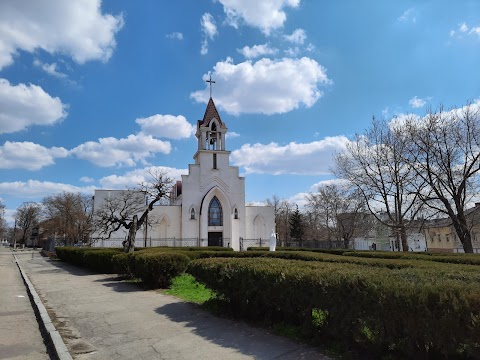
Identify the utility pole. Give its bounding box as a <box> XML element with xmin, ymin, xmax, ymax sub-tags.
<box><xmin>13</xmin><ymin>219</ymin><xmax>17</xmax><ymax>251</ymax></box>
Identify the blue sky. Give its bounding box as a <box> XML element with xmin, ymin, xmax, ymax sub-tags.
<box><xmin>1</xmin><ymin>0</ymin><xmax>480</xmax><ymax>223</ymax></box>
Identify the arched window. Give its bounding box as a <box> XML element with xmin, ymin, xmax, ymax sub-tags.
<box><xmin>190</xmin><ymin>208</ymin><xmax>195</xmax><ymax>220</ymax></box>
<box><xmin>208</xmin><ymin>196</ymin><xmax>222</xmax><ymax>226</ymax></box>
<box><xmin>234</xmin><ymin>208</ymin><xmax>238</xmax><ymax>219</ymax></box>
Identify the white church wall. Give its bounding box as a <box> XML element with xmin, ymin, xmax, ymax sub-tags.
<box><xmin>148</xmin><ymin>206</ymin><xmax>182</xmax><ymax>240</ymax></box>
<box><xmin>245</xmin><ymin>206</ymin><xmax>275</xmax><ymax>243</ymax></box>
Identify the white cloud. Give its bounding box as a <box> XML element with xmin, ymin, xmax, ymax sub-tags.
<box><xmin>0</xmin><ymin>79</ymin><xmax>67</xmax><ymax>134</ymax></box>
<box><xmin>33</xmin><ymin>59</ymin><xmax>67</xmax><ymax>79</ymax></box>
<box><xmin>80</xmin><ymin>176</ymin><xmax>95</xmax><ymax>183</ymax></box>
<box><xmin>391</xmin><ymin>99</ymin><xmax>480</xmax><ymax>130</ymax></box>
<box><xmin>166</xmin><ymin>32</ymin><xmax>183</xmax><ymax>40</ymax></box>
<box><xmin>284</xmin><ymin>47</ymin><xmax>301</xmax><ymax>57</ymax></box>
<box><xmin>190</xmin><ymin>57</ymin><xmax>331</xmax><ymax>115</ymax></box>
<box><xmin>0</xmin><ymin>180</ymin><xmax>95</xmax><ymax>198</ymax></box>
<box><xmin>0</xmin><ymin>0</ymin><xmax>124</xmax><ymax>69</ymax></box>
<box><xmin>288</xmin><ymin>178</ymin><xmax>349</xmax><ymax>207</ymax></box>
<box><xmin>238</xmin><ymin>43</ymin><xmax>278</xmax><ymax>59</ymax></box>
<box><xmin>283</xmin><ymin>28</ymin><xmax>306</xmax><ymax>44</ymax></box>
<box><xmin>409</xmin><ymin>96</ymin><xmax>427</xmax><ymax>108</ymax></box>
<box><xmin>450</xmin><ymin>22</ymin><xmax>480</xmax><ymax>39</ymax></box>
<box><xmin>218</xmin><ymin>0</ymin><xmax>301</xmax><ymax>35</ymax></box>
<box><xmin>0</xmin><ymin>141</ymin><xmax>68</xmax><ymax>170</ymax></box>
<box><xmin>231</xmin><ymin>136</ymin><xmax>350</xmax><ymax>175</ymax></box>
<box><xmin>71</xmin><ymin>133</ymin><xmax>171</xmax><ymax>167</ymax></box>
<box><xmin>201</xmin><ymin>13</ymin><xmax>217</xmax><ymax>55</ymax></box>
<box><xmin>136</xmin><ymin>114</ymin><xmax>194</xmax><ymax>139</ymax></box>
<box><xmin>99</xmin><ymin>166</ymin><xmax>188</xmax><ymax>189</ymax></box>
<box><xmin>398</xmin><ymin>8</ymin><xmax>416</xmax><ymax>23</ymax></box>
<box><xmin>226</xmin><ymin>131</ymin><xmax>240</xmax><ymax>138</ymax></box>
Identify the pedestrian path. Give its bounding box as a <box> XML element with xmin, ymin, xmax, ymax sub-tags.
<box><xmin>16</xmin><ymin>251</ymin><xmax>332</xmax><ymax>360</ymax></box>
<box><xmin>0</xmin><ymin>248</ymin><xmax>50</xmax><ymax>359</ymax></box>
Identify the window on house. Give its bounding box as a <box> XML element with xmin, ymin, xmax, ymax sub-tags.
<box><xmin>213</xmin><ymin>153</ymin><xmax>217</xmax><ymax>169</ymax></box>
<box><xmin>234</xmin><ymin>208</ymin><xmax>238</xmax><ymax>219</ymax></box>
<box><xmin>208</xmin><ymin>197</ymin><xmax>222</xmax><ymax>226</ymax></box>
<box><xmin>190</xmin><ymin>208</ymin><xmax>195</xmax><ymax>220</ymax></box>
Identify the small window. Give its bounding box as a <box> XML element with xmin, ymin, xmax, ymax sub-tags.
<box><xmin>190</xmin><ymin>208</ymin><xmax>195</xmax><ymax>220</ymax></box>
<box><xmin>234</xmin><ymin>208</ymin><xmax>238</xmax><ymax>219</ymax></box>
<box><xmin>213</xmin><ymin>153</ymin><xmax>217</xmax><ymax>169</ymax></box>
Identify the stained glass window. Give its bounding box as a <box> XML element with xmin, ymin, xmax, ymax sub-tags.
<box><xmin>208</xmin><ymin>197</ymin><xmax>222</xmax><ymax>226</ymax></box>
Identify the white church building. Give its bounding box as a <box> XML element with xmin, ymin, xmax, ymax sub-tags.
<box><xmin>92</xmin><ymin>97</ymin><xmax>275</xmax><ymax>251</ymax></box>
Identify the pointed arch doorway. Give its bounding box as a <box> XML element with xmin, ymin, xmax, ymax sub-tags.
<box><xmin>208</xmin><ymin>196</ymin><xmax>223</xmax><ymax>247</ymax></box>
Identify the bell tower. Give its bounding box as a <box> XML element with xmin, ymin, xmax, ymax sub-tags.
<box><xmin>194</xmin><ymin>97</ymin><xmax>229</xmax><ymax>168</ymax></box>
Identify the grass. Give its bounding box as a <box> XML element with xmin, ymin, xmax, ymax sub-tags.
<box><xmin>163</xmin><ymin>274</ymin><xmax>216</xmax><ymax>304</ymax></box>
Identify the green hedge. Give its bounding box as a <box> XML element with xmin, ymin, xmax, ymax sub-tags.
<box><xmin>249</xmin><ymin>247</ymin><xmax>480</xmax><ymax>266</ymax></box>
<box><xmin>132</xmin><ymin>252</ymin><xmax>190</xmax><ymax>288</ymax></box>
<box><xmin>135</xmin><ymin>246</ymin><xmax>232</xmax><ymax>252</ymax></box>
<box><xmin>56</xmin><ymin>247</ymin><xmax>191</xmax><ymax>288</ymax></box>
<box><xmin>188</xmin><ymin>257</ymin><xmax>480</xmax><ymax>359</ymax></box>
<box><xmin>55</xmin><ymin>247</ymin><xmax>122</xmax><ymax>272</ymax></box>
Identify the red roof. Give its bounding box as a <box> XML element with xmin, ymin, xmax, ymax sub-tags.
<box><xmin>198</xmin><ymin>98</ymin><xmax>226</xmax><ymax>128</ymax></box>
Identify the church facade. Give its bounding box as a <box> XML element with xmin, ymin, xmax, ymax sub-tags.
<box><xmin>92</xmin><ymin>98</ymin><xmax>275</xmax><ymax>251</ymax></box>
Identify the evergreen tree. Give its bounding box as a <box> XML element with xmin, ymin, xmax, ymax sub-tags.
<box><xmin>289</xmin><ymin>205</ymin><xmax>304</xmax><ymax>241</ymax></box>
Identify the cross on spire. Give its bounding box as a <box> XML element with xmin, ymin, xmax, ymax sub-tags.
<box><xmin>206</xmin><ymin>74</ymin><xmax>215</xmax><ymax>98</ymax></box>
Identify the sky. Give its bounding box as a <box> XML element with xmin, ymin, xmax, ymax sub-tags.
<box><xmin>1</xmin><ymin>0</ymin><xmax>480</xmax><ymax>224</ymax></box>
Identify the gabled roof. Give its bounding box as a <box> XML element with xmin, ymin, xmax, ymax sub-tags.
<box><xmin>198</xmin><ymin>97</ymin><xmax>226</xmax><ymax>129</ymax></box>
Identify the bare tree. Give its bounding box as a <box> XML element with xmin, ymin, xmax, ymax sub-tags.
<box><xmin>94</xmin><ymin>171</ymin><xmax>173</xmax><ymax>253</ymax></box>
<box><xmin>334</xmin><ymin>118</ymin><xmax>424</xmax><ymax>251</ymax></box>
<box><xmin>0</xmin><ymin>201</ymin><xmax>6</xmax><ymax>241</ymax></box>
<box><xmin>403</xmin><ymin>103</ymin><xmax>480</xmax><ymax>253</ymax></box>
<box><xmin>43</xmin><ymin>192</ymin><xmax>93</xmax><ymax>245</ymax></box>
<box><xmin>14</xmin><ymin>202</ymin><xmax>42</xmax><ymax>246</ymax></box>
<box><xmin>267</xmin><ymin>196</ymin><xmax>295</xmax><ymax>243</ymax></box>
<box><xmin>306</xmin><ymin>183</ymin><xmax>371</xmax><ymax>248</ymax></box>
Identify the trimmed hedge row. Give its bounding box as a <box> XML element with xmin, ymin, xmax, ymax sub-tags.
<box><xmin>55</xmin><ymin>247</ymin><xmax>123</xmax><ymax>273</ymax></box>
<box><xmin>187</xmin><ymin>257</ymin><xmax>480</xmax><ymax>359</ymax></box>
<box><xmin>55</xmin><ymin>247</ymin><xmax>189</xmax><ymax>288</ymax></box>
<box><xmin>249</xmin><ymin>246</ymin><xmax>480</xmax><ymax>266</ymax></box>
<box><xmin>135</xmin><ymin>246</ymin><xmax>232</xmax><ymax>253</ymax></box>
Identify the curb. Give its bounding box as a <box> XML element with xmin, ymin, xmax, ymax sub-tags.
<box><xmin>14</xmin><ymin>254</ymin><xmax>73</xmax><ymax>360</ymax></box>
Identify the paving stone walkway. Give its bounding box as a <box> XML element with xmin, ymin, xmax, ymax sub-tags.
<box><xmin>0</xmin><ymin>248</ymin><xmax>50</xmax><ymax>359</ymax></box>
<box><xmin>15</xmin><ymin>251</ymin><xmax>332</xmax><ymax>360</ymax></box>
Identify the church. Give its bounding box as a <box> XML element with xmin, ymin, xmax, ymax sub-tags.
<box><xmin>92</xmin><ymin>97</ymin><xmax>275</xmax><ymax>251</ymax></box>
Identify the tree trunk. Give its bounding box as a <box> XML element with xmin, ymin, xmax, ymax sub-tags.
<box><xmin>124</xmin><ymin>215</ymin><xmax>137</xmax><ymax>253</ymax></box>
<box><xmin>451</xmin><ymin>213</ymin><xmax>474</xmax><ymax>253</ymax></box>
<box><xmin>400</xmin><ymin>226</ymin><xmax>409</xmax><ymax>252</ymax></box>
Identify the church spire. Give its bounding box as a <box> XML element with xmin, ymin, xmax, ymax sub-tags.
<box><xmin>200</xmin><ymin>97</ymin><xmax>225</xmax><ymax>128</ymax></box>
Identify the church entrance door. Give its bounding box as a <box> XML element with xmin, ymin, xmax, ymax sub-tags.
<box><xmin>208</xmin><ymin>232</ymin><xmax>223</xmax><ymax>247</ymax></box>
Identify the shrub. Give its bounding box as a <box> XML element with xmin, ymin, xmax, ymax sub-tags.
<box><xmin>188</xmin><ymin>257</ymin><xmax>480</xmax><ymax>359</ymax></box>
<box><xmin>56</xmin><ymin>247</ymin><xmax>123</xmax><ymax>272</ymax></box>
<box><xmin>112</xmin><ymin>252</ymin><xmax>135</xmax><ymax>276</ymax></box>
<box><xmin>133</xmin><ymin>252</ymin><xmax>190</xmax><ymax>288</ymax></box>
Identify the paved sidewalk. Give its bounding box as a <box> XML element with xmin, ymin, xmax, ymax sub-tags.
<box><xmin>0</xmin><ymin>248</ymin><xmax>50</xmax><ymax>359</ymax></box>
<box><xmin>16</xmin><ymin>251</ymin><xmax>332</xmax><ymax>360</ymax></box>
